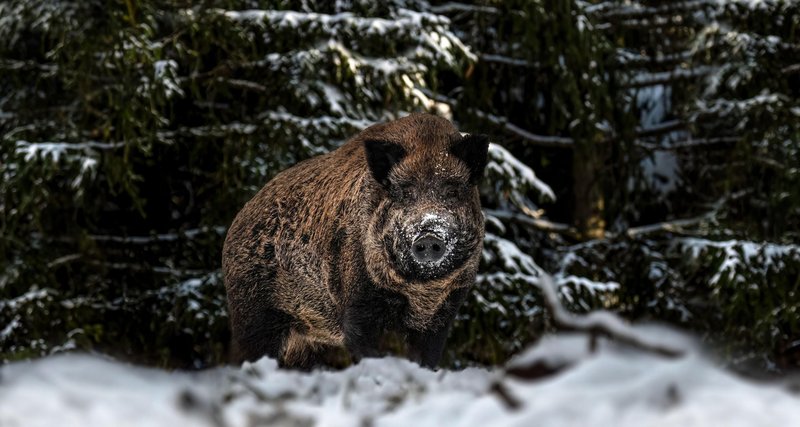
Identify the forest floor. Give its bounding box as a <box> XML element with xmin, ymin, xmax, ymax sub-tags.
<box><xmin>3</xmin><ymin>328</ymin><xmax>799</xmax><ymax>427</ymax></box>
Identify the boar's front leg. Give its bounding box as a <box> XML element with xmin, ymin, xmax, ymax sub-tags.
<box><xmin>407</xmin><ymin>287</ymin><xmax>469</xmax><ymax>369</ymax></box>
<box><xmin>343</xmin><ymin>306</ymin><xmax>384</xmax><ymax>362</ymax></box>
<box><xmin>342</xmin><ymin>286</ymin><xmax>404</xmax><ymax>362</ymax></box>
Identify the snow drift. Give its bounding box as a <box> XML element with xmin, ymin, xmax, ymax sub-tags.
<box><xmin>2</xmin><ymin>329</ymin><xmax>799</xmax><ymax>427</ymax></box>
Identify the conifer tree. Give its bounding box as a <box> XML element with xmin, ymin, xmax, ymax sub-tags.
<box><xmin>0</xmin><ymin>0</ymin><xmax>479</xmax><ymax>366</ymax></box>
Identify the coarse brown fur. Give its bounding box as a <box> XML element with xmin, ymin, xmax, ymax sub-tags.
<box><xmin>222</xmin><ymin>113</ymin><xmax>488</xmax><ymax>369</ymax></box>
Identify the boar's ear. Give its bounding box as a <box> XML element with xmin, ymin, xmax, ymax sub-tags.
<box><xmin>450</xmin><ymin>134</ymin><xmax>489</xmax><ymax>184</ymax></box>
<box><xmin>364</xmin><ymin>139</ymin><xmax>407</xmax><ymax>187</ymax></box>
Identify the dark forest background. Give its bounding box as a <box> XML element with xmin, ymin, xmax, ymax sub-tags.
<box><xmin>1</xmin><ymin>0</ymin><xmax>798</xmax><ymax>373</ymax></box>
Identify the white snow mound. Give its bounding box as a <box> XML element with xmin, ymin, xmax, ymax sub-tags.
<box><xmin>1</xmin><ymin>333</ymin><xmax>799</xmax><ymax>427</ymax></box>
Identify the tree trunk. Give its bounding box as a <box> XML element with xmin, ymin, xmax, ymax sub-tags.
<box><xmin>572</xmin><ymin>140</ymin><xmax>606</xmax><ymax>240</ymax></box>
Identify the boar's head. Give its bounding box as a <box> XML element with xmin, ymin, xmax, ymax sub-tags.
<box><xmin>362</xmin><ymin>115</ymin><xmax>488</xmax><ymax>283</ymax></box>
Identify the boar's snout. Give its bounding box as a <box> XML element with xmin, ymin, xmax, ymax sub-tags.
<box><xmin>411</xmin><ymin>234</ymin><xmax>446</xmax><ymax>264</ymax></box>
<box><xmin>404</xmin><ymin>211</ymin><xmax>457</xmax><ymax>269</ymax></box>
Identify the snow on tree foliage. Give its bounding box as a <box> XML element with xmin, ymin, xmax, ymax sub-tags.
<box><xmin>0</xmin><ymin>0</ymin><xmax>553</xmax><ymax>369</ymax></box>
<box><xmin>435</xmin><ymin>0</ymin><xmax>800</xmax><ymax>370</ymax></box>
<box><xmin>0</xmin><ymin>0</ymin><xmax>481</xmax><ymax>367</ymax></box>
<box><xmin>1</xmin><ymin>0</ymin><xmax>799</xmax><ymax>372</ymax></box>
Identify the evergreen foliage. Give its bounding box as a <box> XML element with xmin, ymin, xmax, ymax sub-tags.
<box><xmin>1</xmin><ymin>0</ymin><xmax>798</xmax><ymax>371</ymax></box>
<box><xmin>435</xmin><ymin>0</ymin><xmax>800</xmax><ymax>370</ymax></box>
<box><xmin>0</xmin><ymin>0</ymin><xmax>473</xmax><ymax>367</ymax></box>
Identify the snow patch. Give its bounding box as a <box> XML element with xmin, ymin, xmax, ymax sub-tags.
<box><xmin>641</xmin><ymin>150</ymin><xmax>681</xmax><ymax>195</ymax></box>
<box><xmin>636</xmin><ymin>84</ymin><xmax>671</xmax><ymax>128</ymax></box>
<box><xmin>153</xmin><ymin>59</ymin><xmax>183</xmax><ymax>99</ymax></box>
<box><xmin>320</xmin><ymin>82</ymin><xmax>347</xmax><ymax>116</ymax></box>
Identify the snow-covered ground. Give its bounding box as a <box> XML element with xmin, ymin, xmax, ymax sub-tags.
<box><xmin>3</xmin><ymin>330</ymin><xmax>799</xmax><ymax>427</ymax></box>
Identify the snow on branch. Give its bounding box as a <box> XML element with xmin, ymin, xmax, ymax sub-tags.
<box><xmin>614</xmin><ymin>49</ymin><xmax>693</xmax><ymax>68</ymax></box>
<box><xmin>485</xmin><ymin>209</ymin><xmax>575</xmax><ymax>236</ymax></box>
<box><xmin>14</xmin><ymin>140</ymin><xmax>123</xmax><ymax>161</ymax></box>
<box><xmin>220</xmin><ymin>8</ymin><xmax>449</xmax><ymax>33</ymax></box>
<box><xmin>0</xmin><ymin>288</ymin><xmax>52</xmax><ymax>311</ymax></box>
<box><xmin>430</xmin><ymin>2</ymin><xmax>504</xmax><ymax>15</ymax></box>
<box><xmin>626</xmin><ymin>65</ymin><xmax>716</xmax><ymax>88</ymax></box>
<box><xmin>593</xmin><ymin>0</ymin><xmax>712</xmax><ymax>21</ymax></box>
<box><xmin>677</xmin><ymin>237</ymin><xmax>800</xmax><ymax>286</ymax></box>
<box><xmin>12</xmin><ymin>140</ymin><xmax>122</xmax><ymax>189</ymax></box>
<box><xmin>261</xmin><ymin>110</ymin><xmax>373</xmax><ymax>132</ymax></box>
<box><xmin>216</xmin><ymin>7</ymin><xmax>475</xmax><ymax>64</ymax></box>
<box><xmin>84</xmin><ymin>260</ymin><xmax>207</xmax><ymax>277</ymax></box>
<box><xmin>693</xmin><ymin>91</ymin><xmax>785</xmax><ymax>118</ymax></box>
<box><xmin>486</xmin><ymin>143</ymin><xmax>556</xmax><ymax>203</ymax></box>
<box><xmin>244</xmin><ymin>40</ymin><xmax>423</xmax><ymax>78</ymax></box>
<box><xmin>88</xmin><ymin>226</ymin><xmax>227</xmax><ymax>245</ymax></box>
<box><xmin>525</xmin><ymin>274</ymin><xmax>687</xmax><ymax>358</ymax></box>
<box><xmin>483</xmin><ymin>233</ymin><xmax>545</xmax><ymax>277</ymax></box>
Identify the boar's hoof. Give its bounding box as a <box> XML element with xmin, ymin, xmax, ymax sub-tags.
<box><xmin>412</xmin><ymin>234</ymin><xmax>446</xmax><ymax>263</ymax></box>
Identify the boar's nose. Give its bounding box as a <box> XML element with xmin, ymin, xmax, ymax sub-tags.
<box><xmin>412</xmin><ymin>234</ymin><xmax>446</xmax><ymax>263</ymax></box>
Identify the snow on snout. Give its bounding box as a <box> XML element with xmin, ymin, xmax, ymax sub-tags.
<box><xmin>416</xmin><ymin>213</ymin><xmax>451</xmax><ymax>239</ymax></box>
<box><xmin>406</xmin><ymin>212</ymin><xmax>454</xmax><ymax>266</ymax></box>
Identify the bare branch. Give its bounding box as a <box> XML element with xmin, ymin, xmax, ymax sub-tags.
<box><xmin>497</xmin><ymin>118</ymin><xmax>575</xmax><ymax>147</ymax></box>
<box><xmin>623</xmin><ymin>192</ymin><xmax>748</xmax><ymax>238</ymax></box>
<box><xmin>47</xmin><ymin>254</ymin><xmax>82</xmax><ymax>268</ymax></box>
<box><xmin>225</xmin><ymin>79</ymin><xmax>268</xmax><ymax>93</ymax></box>
<box><xmin>430</xmin><ymin>2</ymin><xmax>503</xmax><ymax>15</ymax></box>
<box><xmin>755</xmin><ymin>155</ymin><xmax>789</xmax><ymax>171</ymax></box>
<box><xmin>782</xmin><ymin>63</ymin><xmax>800</xmax><ymax>74</ymax></box>
<box><xmin>479</xmin><ymin>54</ymin><xmax>539</xmax><ymax>69</ymax></box>
<box><xmin>636</xmin><ymin>136</ymin><xmax>740</xmax><ymax>150</ymax></box>
<box><xmin>624</xmin><ymin>215</ymin><xmax>711</xmax><ymax>238</ymax></box>
<box><xmin>672</xmin><ymin>137</ymin><xmax>739</xmax><ymax>148</ymax></box>
<box><xmin>422</xmin><ymin>89</ymin><xmax>575</xmax><ymax>148</ymax></box>
<box><xmin>635</xmin><ymin>119</ymin><xmax>684</xmax><ymax>139</ymax></box>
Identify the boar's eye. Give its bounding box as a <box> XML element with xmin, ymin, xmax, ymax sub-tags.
<box><xmin>442</xmin><ymin>183</ymin><xmax>462</xmax><ymax>200</ymax></box>
<box><xmin>394</xmin><ymin>182</ymin><xmax>416</xmax><ymax>201</ymax></box>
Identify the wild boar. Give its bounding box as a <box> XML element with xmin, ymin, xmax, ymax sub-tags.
<box><xmin>222</xmin><ymin>113</ymin><xmax>488</xmax><ymax>369</ymax></box>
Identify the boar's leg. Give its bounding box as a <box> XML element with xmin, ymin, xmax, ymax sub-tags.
<box><xmin>407</xmin><ymin>287</ymin><xmax>469</xmax><ymax>369</ymax></box>
<box><xmin>229</xmin><ymin>306</ymin><xmax>293</xmax><ymax>364</ymax></box>
<box><xmin>407</xmin><ymin>325</ymin><xmax>450</xmax><ymax>369</ymax></box>
<box><xmin>279</xmin><ymin>329</ymin><xmax>334</xmax><ymax>371</ymax></box>
<box><xmin>342</xmin><ymin>306</ymin><xmax>385</xmax><ymax>363</ymax></box>
<box><xmin>342</xmin><ymin>286</ymin><xmax>405</xmax><ymax>362</ymax></box>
